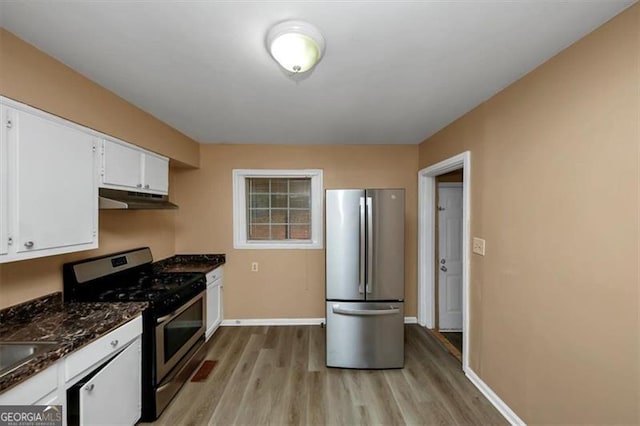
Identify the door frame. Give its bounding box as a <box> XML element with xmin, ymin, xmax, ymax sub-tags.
<box><xmin>418</xmin><ymin>151</ymin><xmax>470</xmax><ymax>371</ymax></box>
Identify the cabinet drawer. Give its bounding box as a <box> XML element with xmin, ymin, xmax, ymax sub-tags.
<box><xmin>0</xmin><ymin>362</ymin><xmax>58</xmax><ymax>405</ymax></box>
<box><xmin>65</xmin><ymin>316</ymin><xmax>142</xmax><ymax>383</ymax></box>
<box><xmin>206</xmin><ymin>266</ymin><xmax>223</xmax><ymax>284</ymax></box>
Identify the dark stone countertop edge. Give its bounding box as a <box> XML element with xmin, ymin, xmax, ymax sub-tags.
<box><xmin>0</xmin><ymin>293</ymin><xmax>147</xmax><ymax>394</ymax></box>
<box><xmin>153</xmin><ymin>253</ymin><xmax>226</xmax><ymax>274</ymax></box>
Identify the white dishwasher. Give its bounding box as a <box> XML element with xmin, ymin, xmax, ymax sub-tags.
<box><xmin>205</xmin><ymin>266</ymin><xmax>224</xmax><ymax>340</ymax></box>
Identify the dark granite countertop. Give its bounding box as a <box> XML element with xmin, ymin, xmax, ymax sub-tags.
<box><xmin>0</xmin><ymin>292</ymin><xmax>147</xmax><ymax>394</ymax></box>
<box><xmin>153</xmin><ymin>253</ymin><xmax>225</xmax><ymax>274</ymax></box>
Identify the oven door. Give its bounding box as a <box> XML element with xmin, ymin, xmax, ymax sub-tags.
<box><xmin>155</xmin><ymin>292</ymin><xmax>206</xmax><ymax>382</ymax></box>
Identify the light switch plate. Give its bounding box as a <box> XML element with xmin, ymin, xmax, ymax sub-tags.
<box><xmin>472</xmin><ymin>238</ymin><xmax>486</xmax><ymax>256</ymax></box>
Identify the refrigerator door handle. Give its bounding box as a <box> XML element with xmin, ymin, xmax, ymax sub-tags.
<box><xmin>366</xmin><ymin>196</ymin><xmax>373</xmax><ymax>294</ymax></box>
<box><xmin>359</xmin><ymin>197</ymin><xmax>366</xmax><ymax>294</ymax></box>
<box><xmin>332</xmin><ymin>304</ymin><xmax>400</xmax><ymax>316</ymax></box>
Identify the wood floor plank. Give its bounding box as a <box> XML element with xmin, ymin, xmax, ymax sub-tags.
<box><xmin>305</xmin><ymin>371</ymin><xmax>326</xmax><ymax>425</ymax></box>
<box><xmin>384</xmin><ymin>369</ymin><xmax>429</xmax><ymax>424</ymax></box>
<box><xmin>276</xmin><ymin>326</ymin><xmax>309</xmax><ymax>425</ymax></box>
<box><xmin>208</xmin><ymin>331</ymin><xmax>267</xmax><ymax>425</ymax></box>
<box><xmin>233</xmin><ymin>348</ymin><xmax>277</xmax><ymax>425</ymax></box>
<box><xmin>361</xmin><ymin>370</ymin><xmax>405</xmax><ymax>425</ymax></box>
<box><xmin>307</xmin><ymin>325</ymin><xmax>325</xmax><ymax>372</ymax></box>
<box><xmin>147</xmin><ymin>325</ymin><xmax>507</xmax><ymax>426</ymax></box>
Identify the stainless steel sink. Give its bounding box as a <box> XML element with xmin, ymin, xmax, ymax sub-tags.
<box><xmin>0</xmin><ymin>342</ymin><xmax>58</xmax><ymax>376</ymax></box>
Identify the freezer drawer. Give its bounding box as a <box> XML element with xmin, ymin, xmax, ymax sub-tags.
<box><xmin>326</xmin><ymin>301</ymin><xmax>404</xmax><ymax>369</ymax></box>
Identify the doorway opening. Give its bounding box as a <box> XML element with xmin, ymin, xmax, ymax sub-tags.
<box><xmin>417</xmin><ymin>151</ymin><xmax>470</xmax><ymax>371</ymax></box>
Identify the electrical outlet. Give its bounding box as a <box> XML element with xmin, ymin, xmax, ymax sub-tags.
<box><xmin>472</xmin><ymin>238</ymin><xmax>486</xmax><ymax>256</ymax></box>
<box><xmin>251</xmin><ymin>262</ymin><xmax>259</xmax><ymax>272</ymax></box>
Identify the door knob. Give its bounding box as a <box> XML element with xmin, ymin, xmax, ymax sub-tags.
<box><xmin>440</xmin><ymin>265</ymin><xmax>447</xmax><ymax>272</ymax></box>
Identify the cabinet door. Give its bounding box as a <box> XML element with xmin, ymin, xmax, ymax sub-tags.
<box><xmin>102</xmin><ymin>139</ymin><xmax>142</xmax><ymax>190</ymax></box>
<box><xmin>0</xmin><ymin>105</ymin><xmax>7</xmax><ymax>257</ymax></box>
<box><xmin>14</xmin><ymin>109</ymin><xmax>97</xmax><ymax>254</ymax></box>
<box><xmin>142</xmin><ymin>152</ymin><xmax>169</xmax><ymax>194</ymax></box>
<box><xmin>79</xmin><ymin>337</ymin><xmax>141</xmax><ymax>426</ymax></box>
<box><xmin>206</xmin><ymin>280</ymin><xmax>222</xmax><ymax>340</ymax></box>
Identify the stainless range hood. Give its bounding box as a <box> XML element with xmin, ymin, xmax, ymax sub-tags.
<box><xmin>99</xmin><ymin>188</ymin><xmax>178</xmax><ymax>210</ymax></box>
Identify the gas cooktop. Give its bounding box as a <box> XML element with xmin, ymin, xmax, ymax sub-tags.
<box><xmin>63</xmin><ymin>248</ymin><xmax>206</xmax><ymax>312</ymax></box>
<box><xmin>93</xmin><ymin>272</ymin><xmax>205</xmax><ymax>302</ymax></box>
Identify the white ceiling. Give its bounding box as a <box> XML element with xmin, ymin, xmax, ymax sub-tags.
<box><xmin>0</xmin><ymin>1</ymin><xmax>635</xmax><ymax>145</ymax></box>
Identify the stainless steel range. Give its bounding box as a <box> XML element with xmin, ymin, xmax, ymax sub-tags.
<box><xmin>63</xmin><ymin>247</ymin><xmax>206</xmax><ymax>421</ymax></box>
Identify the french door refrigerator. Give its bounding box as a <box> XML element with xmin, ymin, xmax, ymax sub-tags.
<box><xmin>325</xmin><ymin>189</ymin><xmax>405</xmax><ymax>369</ymax></box>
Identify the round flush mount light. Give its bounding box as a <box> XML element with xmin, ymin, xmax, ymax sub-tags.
<box><xmin>266</xmin><ymin>20</ymin><xmax>326</xmax><ymax>74</ymax></box>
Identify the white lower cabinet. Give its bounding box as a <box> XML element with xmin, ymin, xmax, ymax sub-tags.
<box><xmin>69</xmin><ymin>338</ymin><xmax>141</xmax><ymax>426</ymax></box>
<box><xmin>0</xmin><ymin>316</ymin><xmax>142</xmax><ymax>426</ymax></box>
<box><xmin>0</xmin><ymin>362</ymin><xmax>59</xmax><ymax>405</ymax></box>
<box><xmin>205</xmin><ymin>266</ymin><xmax>224</xmax><ymax>340</ymax></box>
<box><xmin>65</xmin><ymin>316</ymin><xmax>142</xmax><ymax>426</ymax></box>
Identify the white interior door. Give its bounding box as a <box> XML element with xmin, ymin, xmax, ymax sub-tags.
<box><xmin>438</xmin><ymin>184</ymin><xmax>463</xmax><ymax>331</ymax></box>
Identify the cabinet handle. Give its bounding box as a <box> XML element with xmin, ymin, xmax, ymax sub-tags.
<box><xmin>110</xmin><ymin>339</ymin><xmax>119</xmax><ymax>347</ymax></box>
<box><xmin>136</xmin><ymin>183</ymin><xmax>142</xmax><ymax>188</ymax></box>
<box><xmin>144</xmin><ymin>184</ymin><xmax>150</xmax><ymax>189</ymax></box>
<box><xmin>84</xmin><ymin>384</ymin><xmax>95</xmax><ymax>391</ymax></box>
<box><xmin>24</xmin><ymin>241</ymin><xmax>34</xmax><ymax>249</ymax></box>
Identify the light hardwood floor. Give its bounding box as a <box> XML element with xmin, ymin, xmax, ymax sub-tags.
<box><xmin>143</xmin><ymin>325</ymin><xmax>506</xmax><ymax>425</ymax></box>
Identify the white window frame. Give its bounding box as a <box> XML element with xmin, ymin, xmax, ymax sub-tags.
<box><xmin>233</xmin><ymin>169</ymin><xmax>323</xmax><ymax>249</ymax></box>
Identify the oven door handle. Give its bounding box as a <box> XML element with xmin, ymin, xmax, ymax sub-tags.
<box><xmin>156</xmin><ymin>311</ymin><xmax>177</xmax><ymax>325</ymax></box>
<box><xmin>155</xmin><ymin>292</ymin><xmax>204</xmax><ymax>325</ymax></box>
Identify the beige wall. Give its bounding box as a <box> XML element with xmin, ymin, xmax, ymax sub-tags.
<box><xmin>419</xmin><ymin>5</ymin><xmax>639</xmax><ymax>424</ymax></box>
<box><xmin>0</xmin><ymin>211</ymin><xmax>175</xmax><ymax>308</ymax></box>
<box><xmin>0</xmin><ymin>29</ymin><xmax>199</xmax><ymax>167</ymax></box>
<box><xmin>0</xmin><ymin>30</ymin><xmax>199</xmax><ymax>308</ymax></box>
<box><xmin>173</xmin><ymin>144</ymin><xmax>418</xmax><ymax>319</ymax></box>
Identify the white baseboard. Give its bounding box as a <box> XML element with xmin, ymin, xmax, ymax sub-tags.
<box><xmin>465</xmin><ymin>368</ymin><xmax>526</xmax><ymax>426</ymax></box>
<box><xmin>222</xmin><ymin>316</ymin><xmax>419</xmax><ymax>326</ymax></box>
<box><xmin>221</xmin><ymin>318</ymin><xmax>324</xmax><ymax>326</ymax></box>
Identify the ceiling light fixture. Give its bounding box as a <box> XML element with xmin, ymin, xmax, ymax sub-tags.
<box><xmin>266</xmin><ymin>20</ymin><xmax>325</xmax><ymax>74</ymax></box>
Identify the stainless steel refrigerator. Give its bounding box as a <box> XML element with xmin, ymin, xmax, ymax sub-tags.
<box><xmin>325</xmin><ymin>189</ymin><xmax>405</xmax><ymax>369</ymax></box>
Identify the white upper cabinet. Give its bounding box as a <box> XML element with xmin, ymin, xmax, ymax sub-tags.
<box><xmin>101</xmin><ymin>138</ymin><xmax>169</xmax><ymax>195</ymax></box>
<box><xmin>0</xmin><ymin>97</ymin><xmax>98</xmax><ymax>263</ymax></box>
<box><xmin>0</xmin><ymin>104</ymin><xmax>7</xmax><ymax>258</ymax></box>
<box><xmin>102</xmin><ymin>139</ymin><xmax>143</xmax><ymax>191</ymax></box>
<box><xmin>142</xmin><ymin>152</ymin><xmax>169</xmax><ymax>193</ymax></box>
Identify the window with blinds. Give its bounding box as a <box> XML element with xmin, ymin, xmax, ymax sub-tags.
<box><xmin>246</xmin><ymin>177</ymin><xmax>311</xmax><ymax>241</ymax></box>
